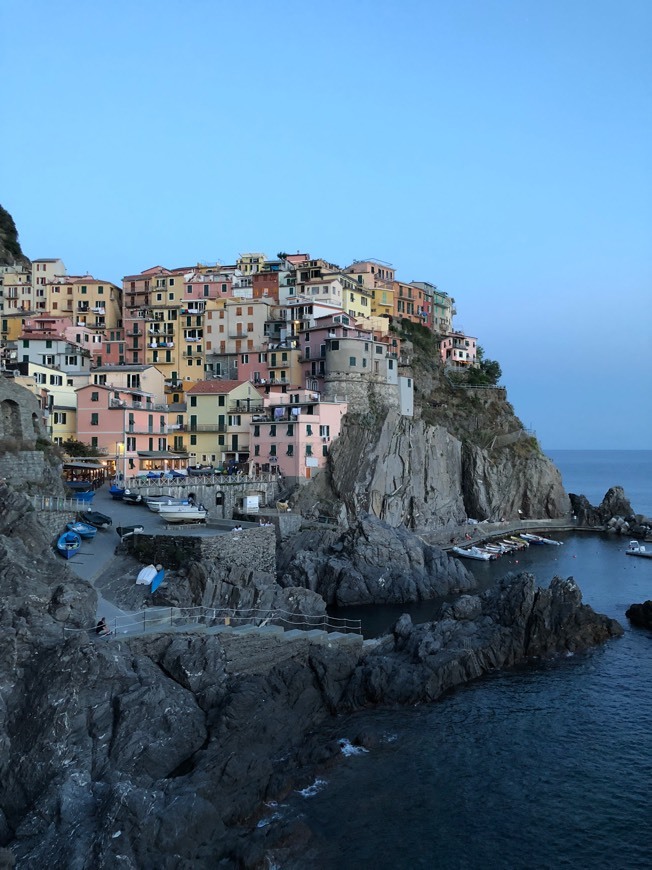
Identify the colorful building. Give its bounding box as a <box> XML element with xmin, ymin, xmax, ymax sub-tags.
<box><xmin>186</xmin><ymin>379</ymin><xmax>263</xmax><ymax>469</ymax></box>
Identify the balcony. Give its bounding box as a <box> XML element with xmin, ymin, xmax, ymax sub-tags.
<box><xmin>109</xmin><ymin>399</ymin><xmax>127</xmax><ymax>409</ymax></box>
<box><xmin>149</xmin><ymin>340</ymin><xmax>175</xmax><ymax>349</ymax></box>
<box><xmin>92</xmin><ymin>306</ymin><xmax>106</xmax><ymax>314</ymax></box>
<box><xmin>188</xmin><ymin>423</ymin><xmax>228</xmax><ymax>433</ymax></box>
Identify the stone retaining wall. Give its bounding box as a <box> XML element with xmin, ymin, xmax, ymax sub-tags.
<box><xmin>126</xmin><ymin>527</ymin><xmax>277</xmax><ymax>573</ymax></box>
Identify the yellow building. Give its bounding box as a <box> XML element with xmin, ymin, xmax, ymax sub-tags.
<box><xmin>236</xmin><ymin>253</ymin><xmax>266</xmax><ymax>275</ymax></box>
<box><xmin>186</xmin><ymin>379</ymin><xmax>262</xmax><ymax>469</ymax></box>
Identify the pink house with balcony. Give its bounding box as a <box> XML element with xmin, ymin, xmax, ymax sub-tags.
<box><xmin>76</xmin><ymin>383</ymin><xmax>187</xmax><ymax>477</ymax></box>
<box><xmin>249</xmin><ymin>387</ymin><xmax>347</xmax><ymax>483</ymax></box>
<box><xmin>439</xmin><ymin>330</ymin><xmax>477</xmax><ymax>368</ymax></box>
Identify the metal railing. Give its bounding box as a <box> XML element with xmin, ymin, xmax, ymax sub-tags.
<box><xmin>30</xmin><ymin>495</ymin><xmax>97</xmax><ymax>512</ymax></box>
<box><xmin>64</xmin><ymin>605</ymin><xmax>362</xmax><ymax>638</ymax></box>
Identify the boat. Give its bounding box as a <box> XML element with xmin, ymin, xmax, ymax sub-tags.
<box><xmin>187</xmin><ymin>464</ymin><xmax>215</xmax><ymax>477</ymax></box>
<box><xmin>158</xmin><ymin>503</ymin><xmax>208</xmax><ymax>523</ymax></box>
<box><xmin>116</xmin><ymin>524</ymin><xmax>144</xmax><ymax>539</ymax></box>
<box><xmin>78</xmin><ymin>509</ymin><xmax>112</xmax><ymax>529</ymax></box>
<box><xmin>509</xmin><ymin>535</ymin><xmax>529</xmax><ymax>547</ymax></box>
<box><xmin>144</xmin><ymin>495</ymin><xmax>188</xmax><ymax>512</ymax></box>
<box><xmin>122</xmin><ymin>489</ymin><xmax>143</xmax><ymax>505</ymax></box>
<box><xmin>56</xmin><ymin>530</ymin><xmax>82</xmax><ymax>559</ymax></box>
<box><xmin>66</xmin><ymin>520</ymin><xmax>97</xmax><ymax>539</ymax></box>
<box><xmin>452</xmin><ymin>546</ymin><xmax>496</xmax><ymax>561</ymax></box>
<box><xmin>109</xmin><ymin>483</ymin><xmax>126</xmax><ymax>500</ymax></box>
<box><xmin>135</xmin><ymin>564</ymin><xmax>166</xmax><ymax>591</ymax></box>
<box><xmin>67</xmin><ymin>488</ymin><xmax>95</xmax><ymax>503</ymax></box>
<box><xmin>626</xmin><ymin>541</ymin><xmax>652</xmax><ymax>559</ymax></box>
<box><xmin>520</xmin><ymin>533</ymin><xmax>563</xmax><ymax>546</ymax></box>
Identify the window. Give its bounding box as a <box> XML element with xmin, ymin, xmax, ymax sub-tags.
<box><xmin>253</xmin><ymin>425</ymin><xmax>260</xmax><ymax>437</ymax></box>
<box><xmin>254</xmin><ymin>444</ymin><xmax>260</xmax><ymax>456</ymax></box>
<box><xmin>270</xmin><ymin>444</ymin><xmax>277</xmax><ymax>456</ymax></box>
<box><xmin>330</xmin><ymin>340</ymin><xmax>339</xmax><ymax>350</ymax></box>
<box><xmin>190</xmin><ymin>434</ymin><xmax>197</xmax><ymax>445</ymax></box>
<box><xmin>349</xmin><ymin>357</ymin><xmax>356</xmax><ymax>367</ymax></box>
<box><xmin>241</xmin><ymin>353</ymin><xmax>249</xmax><ymax>363</ymax></box>
<box><xmin>218</xmin><ymin>396</ymin><xmax>225</xmax><ymax>407</ymax></box>
<box><xmin>229</xmin><ymin>415</ymin><xmax>241</xmax><ymax>426</ymax></box>
<box><xmin>306</xmin><ymin>424</ymin><xmax>313</xmax><ymax>436</ymax></box>
<box><xmin>91</xmin><ymin>392</ymin><xmax>99</xmax><ymax>402</ymax></box>
<box><xmin>218</xmin><ymin>435</ymin><xmax>225</xmax><ymax>446</ymax></box>
<box><xmin>90</xmin><ymin>413</ymin><xmax>99</xmax><ymax>426</ymax></box>
<box><xmin>319</xmin><ymin>425</ymin><xmax>330</xmax><ymax>437</ymax></box>
<box><xmin>91</xmin><ymin>437</ymin><xmax>98</xmax><ymax>448</ymax></box>
<box><xmin>306</xmin><ymin>445</ymin><xmax>313</xmax><ymax>456</ymax></box>
<box><xmin>190</xmin><ymin>396</ymin><xmax>197</xmax><ymax>407</ymax></box>
<box><xmin>270</xmin><ymin>424</ymin><xmax>276</xmax><ymax>436</ymax></box>
<box><xmin>322</xmin><ymin>445</ymin><xmax>329</xmax><ymax>457</ymax></box>
<box><xmin>286</xmin><ymin>424</ymin><xmax>294</xmax><ymax>436</ymax></box>
<box><xmin>286</xmin><ymin>444</ymin><xmax>294</xmax><ymax>456</ymax></box>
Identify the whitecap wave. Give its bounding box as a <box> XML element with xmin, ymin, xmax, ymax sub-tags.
<box><xmin>296</xmin><ymin>778</ymin><xmax>328</xmax><ymax>797</ymax></box>
<box><xmin>338</xmin><ymin>737</ymin><xmax>369</xmax><ymax>756</ymax></box>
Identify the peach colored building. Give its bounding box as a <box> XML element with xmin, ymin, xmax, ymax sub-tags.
<box><xmin>439</xmin><ymin>330</ymin><xmax>477</xmax><ymax>367</ymax></box>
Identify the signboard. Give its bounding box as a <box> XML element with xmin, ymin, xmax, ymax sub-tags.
<box><xmin>244</xmin><ymin>495</ymin><xmax>259</xmax><ymax>513</ymax></box>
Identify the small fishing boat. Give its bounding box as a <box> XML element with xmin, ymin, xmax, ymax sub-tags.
<box><xmin>509</xmin><ymin>535</ymin><xmax>529</xmax><ymax>547</ymax></box>
<box><xmin>66</xmin><ymin>520</ymin><xmax>97</xmax><ymax>539</ymax></box>
<box><xmin>452</xmin><ymin>546</ymin><xmax>496</xmax><ymax>561</ymax></box>
<box><xmin>109</xmin><ymin>483</ymin><xmax>126</xmax><ymax>500</ymax></box>
<box><xmin>67</xmin><ymin>488</ymin><xmax>95</xmax><ymax>503</ymax></box>
<box><xmin>78</xmin><ymin>509</ymin><xmax>112</xmax><ymax>529</ymax></box>
<box><xmin>158</xmin><ymin>504</ymin><xmax>208</xmax><ymax>523</ymax></box>
<box><xmin>144</xmin><ymin>495</ymin><xmax>188</xmax><ymax>512</ymax></box>
<box><xmin>56</xmin><ymin>530</ymin><xmax>82</xmax><ymax>559</ymax></box>
<box><xmin>122</xmin><ymin>489</ymin><xmax>144</xmax><ymax>505</ymax></box>
<box><xmin>626</xmin><ymin>541</ymin><xmax>652</xmax><ymax>559</ymax></box>
<box><xmin>116</xmin><ymin>524</ymin><xmax>144</xmax><ymax>539</ymax></box>
<box><xmin>520</xmin><ymin>533</ymin><xmax>562</xmax><ymax>546</ymax></box>
<box><xmin>187</xmin><ymin>464</ymin><xmax>215</xmax><ymax>477</ymax></box>
<box><xmin>65</xmin><ymin>480</ymin><xmax>94</xmax><ymax>492</ymax></box>
<box><xmin>136</xmin><ymin>563</ymin><xmax>165</xmax><ymax>591</ymax></box>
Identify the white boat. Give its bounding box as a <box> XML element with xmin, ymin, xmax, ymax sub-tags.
<box><xmin>144</xmin><ymin>495</ymin><xmax>188</xmax><ymax>512</ymax></box>
<box><xmin>626</xmin><ymin>541</ymin><xmax>652</xmax><ymax>559</ymax></box>
<box><xmin>452</xmin><ymin>546</ymin><xmax>495</xmax><ymax>561</ymax></box>
<box><xmin>520</xmin><ymin>533</ymin><xmax>563</xmax><ymax>546</ymax></box>
<box><xmin>158</xmin><ymin>503</ymin><xmax>208</xmax><ymax>523</ymax></box>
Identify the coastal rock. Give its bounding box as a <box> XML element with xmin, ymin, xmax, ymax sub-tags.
<box><xmin>278</xmin><ymin>513</ymin><xmax>476</xmax><ymax>606</ymax></box>
<box><xmin>625</xmin><ymin>600</ymin><xmax>652</xmax><ymax>630</ymax></box>
<box><xmin>570</xmin><ymin>486</ymin><xmax>635</xmax><ymax>530</ymax></box>
<box><xmin>344</xmin><ymin>573</ymin><xmax>623</xmax><ymax>708</ymax></box>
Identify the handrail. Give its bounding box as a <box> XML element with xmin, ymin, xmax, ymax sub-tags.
<box><xmin>64</xmin><ymin>604</ymin><xmax>362</xmax><ymax>637</ymax></box>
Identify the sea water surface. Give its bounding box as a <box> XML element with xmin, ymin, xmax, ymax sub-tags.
<box><xmin>273</xmin><ymin>451</ymin><xmax>652</xmax><ymax>869</ymax></box>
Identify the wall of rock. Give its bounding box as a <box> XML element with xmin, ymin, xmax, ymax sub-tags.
<box><xmin>126</xmin><ymin>527</ymin><xmax>277</xmax><ymax>573</ymax></box>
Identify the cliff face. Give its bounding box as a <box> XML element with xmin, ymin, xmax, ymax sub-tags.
<box><xmin>0</xmin><ymin>204</ymin><xmax>30</xmax><ymax>269</ymax></box>
<box><xmin>297</xmin><ymin>401</ymin><xmax>568</xmax><ymax>534</ymax></box>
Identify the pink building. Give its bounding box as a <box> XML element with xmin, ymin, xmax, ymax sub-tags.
<box><xmin>439</xmin><ymin>331</ymin><xmax>477</xmax><ymax>368</ymax></box>
<box><xmin>249</xmin><ymin>387</ymin><xmax>347</xmax><ymax>482</ymax></box>
<box><xmin>76</xmin><ymin>383</ymin><xmax>185</xmax><ymax>476</ymax></box>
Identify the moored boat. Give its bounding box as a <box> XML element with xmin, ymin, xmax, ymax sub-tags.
<box><xmin>56</xmin><ymin>530</ymin><xmax>82</xmax><ymax>559</ymax></box>
<box><xmin>78</xmin><ymin>509</ymin><xmax>112</xmax><ymax>529</ymax></box>
<box><xmin>452</xmin><ymin>546</ymin><xmax>495</xmax><ymax>561</ymax></box>
<box><xmin>510</xmin><ymin>535</ymin><xmax>529</xmax><ymax>547</ymax></box>
<box><xmin>626</xmin><ymin>540</ymin><xmax>652</xmax><ymax>559</ymax></box>
<box><xmin>122</xmin><ymin>489</ymin><xmax>143</xmax><ymax>505</ymax></box>
<box><xmin>116</xmin><ymin>525</ymin><xmax>144</xmax><ymax>539</ymax></box>
<box><xmin>520</xmin><ymin>533</ymin><xmax>563</xmax><ymax>546</ymax></box>
<box><xmin>67</xmin><ymin>488</ymin><xmax>95</xmax><ymax>503</ymax></box>
<box><xmin>144</xmin><ymin>495</ymin><xmax>188</xmax><ymax>512</ymax></box>
<box><xmin>109</xmin><ymin>483</ymin><xmax>126</xmax><ymax>500</ymax></box>
<box><xmin>158</xmin><ymin>503</ymin><xmax>207</xmax><ymax>523</ymax></box>
<box><xmin>66</xmin><ymin>520</ymin><xmax>97</xmax><ymax>539</ymax></box>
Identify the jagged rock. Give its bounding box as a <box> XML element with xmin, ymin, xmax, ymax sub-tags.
<box><xmin>570</xmin><ymin>486</ymin><xmax>635</xmax><ymax>531</ymax></box>
<box><xmin>279</xmin><ymin>513</ymin><xmax>476</xmax><ymax>606</ymax></box>
<box><xmin>625</xmin><ymin>601</ymin><xmax>652</xmax><ymax>630</ymax></box>
<box><xmin>343</xmin><ymin>573</ymin><xmax>623</xmax><ymax>708</ymax></box>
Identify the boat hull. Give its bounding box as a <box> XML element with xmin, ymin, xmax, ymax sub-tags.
<box><xmin>78</xmin><ymin>510</ymin><xmax>112</xmax><ymax>529</ymax></box>
<box><xmin>66</xmin><ymin>521</ymin><xmax>97</xmax><ymax>539</ymax></box>
<box><xmin>56</xmin><ymin>531</ymin><xmax>81</xmax><ymax>559</ymax></box>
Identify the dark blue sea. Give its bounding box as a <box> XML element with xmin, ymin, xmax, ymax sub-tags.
<box><xmin>270</xmin><ymin>451</ymin><xmax>652</xmax><ymax>869</ymax></box>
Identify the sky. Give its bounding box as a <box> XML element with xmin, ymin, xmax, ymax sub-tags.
<box><xmin>2</xmin><ymin>0</ymin><xmax>651</xmax><ymax>449</ymax></box>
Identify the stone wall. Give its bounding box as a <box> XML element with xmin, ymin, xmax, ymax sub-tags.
<box><xmin>0</xmin><ymin>377</ymin><xmax>47</xmax><ymax>445</ymax></box>
<box><xmin>0</xmin><ymin>451</ymin><xmax>51</xmax><ymax>489</ymax></box>
<box><xmin>128</xmin><ymin>478</ymin><xmax>279</xmax><ymax>521</ymax></box>
<box><xmin>126</xmin><ymin>527</ymin><xmax>277</xmax><ymax>573</ymax></box>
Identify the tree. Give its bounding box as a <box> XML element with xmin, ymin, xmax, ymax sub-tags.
<box><xmin>468</xmin><ymin>346</ymin><xmax>502</xmax><ymax>385</ymax></box>
<box><xmin>62</xmin><ymin>438</ymin><xmax>101</xmax><ymax>457</ymax></box>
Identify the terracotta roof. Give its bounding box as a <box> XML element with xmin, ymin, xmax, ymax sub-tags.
<box><xmin>186</xmin><ymin>379</ymin><xmax>246</xmax><ymax>395</ymax></box>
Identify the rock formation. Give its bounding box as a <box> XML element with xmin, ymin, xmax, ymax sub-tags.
<box><xmin>625</xmin><ymin>600</ymin><xmax>652</xmax><ymax>630</ymax></box>
<box><xmin>277</xmin><ymin>513</ymin><xmax>476</xmax><ymax>606</ymax></box>
<box><xmin>0</xmin><ymin>204</ymin><xmax>30</xmax><ymax>269</ymax></box>
<box><xmin>569</xmin><ymin>486</ymin><xmax>647</xmax><ymax>534</ymax></box>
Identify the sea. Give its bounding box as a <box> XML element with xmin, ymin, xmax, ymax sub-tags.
<box><xmin>267</xmin><ymin>451</ymin><xmax>652</xmax><ymax>869</ymax></box>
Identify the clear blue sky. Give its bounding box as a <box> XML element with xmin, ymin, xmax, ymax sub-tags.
<box><xmin>3</xmin><ymin>0</ymin><xmax>650</xmax><ymax>449</ymax></box>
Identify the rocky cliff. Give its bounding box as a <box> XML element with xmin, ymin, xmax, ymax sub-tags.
<box><xmin>0</xmin><ymin>481</ymin><xmax>622</xmax><ymax>868</ymax></box>
<box><xmin>0</xmin><ymin>205</ymin><xmax>30</xmax><ymax>269</ymax></box>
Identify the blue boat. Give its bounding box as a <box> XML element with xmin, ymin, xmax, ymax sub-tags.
<box><xmin>109</xmin><ymin>484</ymin><xmax>126</xmax><ymax>500</ymax></box>
<box><xmin>66</xmin><ymin>520</ymin><xmax>97</xmax><ymax>540</ymax></box>
<box><xmin>150</xmin><ymin>567</ymin><xmax>165</xmax><ymax>593</ymax></box>
<box><xmin>56</xmin><ymin>531</ymin><xmax>82</xmax><ymax>559</ymax></box>
<box><xmin>68</xmin><ymin>488</ymin><xmax>95</xmax><ymax>503</ymax></box>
